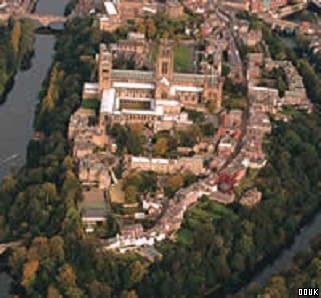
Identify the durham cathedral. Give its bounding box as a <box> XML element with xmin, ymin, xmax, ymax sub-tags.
<box><xmin>83</xmin><ymin>39</ymin><xmax>223</xmax><ymax>132</ymax></box>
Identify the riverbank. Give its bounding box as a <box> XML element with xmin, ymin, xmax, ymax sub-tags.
<box><xmin>0</xmin><ymin>0</ymin><xmax>69</xmax><ymax>178</ymax></box>
<box><xmin>0</xmin><ymin>19</ymin><xmax>36</xmax><ymax>105</ymax></box>
<box><xmin>0</xmin><ymin>0</ymin><xmax>70</xmax><ymax>296</ymax></box>
<box><xmin>257</xmin><ymin>232</ymin><xmax>321</xmax><ymax>297</ymax></box>
<box><xmin>0</xmin><ymin>77</ymin><xmax>15</xmax><ymax>105</ymax></box>
<box><xmin>229</xmin><ymin>200</ymin><xmax>321</xmax><ymax>296</ymax></box>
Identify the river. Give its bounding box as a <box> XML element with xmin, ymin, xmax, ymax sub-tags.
<box><xmin>0</xmin><ymin>0</ymin><xmax>68</xmax><ymax>295</ymax></box>
<box><xmin>0</xmin><ymin>35</ymin><xmax>54</xmax><ymax>179</ymax></box>
<box><xmin>0</xmin><ymin>0</ymin><xmax>68</xmax><ymax>180</ymax></box>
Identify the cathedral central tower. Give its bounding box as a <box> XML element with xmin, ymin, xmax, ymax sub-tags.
<box><xmin>156</xmin><ymin>39</ymin><xmax>174</xmax><ymax>81</ymax></box>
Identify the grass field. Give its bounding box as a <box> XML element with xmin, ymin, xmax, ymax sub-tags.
<box><xmin>174</xmin><ymin>45</ymin><xmax>194</xmax><ymax>73</ymax></box>
<box><xmin>109</xmin><ymin>181</ymin><xmax>125</xmax><ymax>204</ymax></box>
<box><xmin>234</xmin><ymin>169</ymin><xmax>258</xmax><ymax>199</ymax></box>
<box><xmin>181</xmin><ymin>200</ymin><xmax>236</xmax><ymax>231</ymax></box>
<box><xmin>120</xmin><ymin>101</ymin><xmax>151</xmax><ymax>110</ymax></box>
<box><xmin>151</xmin><ymin>43</ymin><xmax>194</xmax><ymax>73</ymax></box>
<box><xmin>82</xmin><ymin>98</ymin><xmax>100</xmax><ymax>110</ymax></box>
<box><xmin>80</xmin><ymin>190</ymin><xmax>106</xmax><ymax>210</ymax></box>
<box><xmin>177</xmin><ymin>200</ymin><xmax>236</xmax><ymax>245</ymax></box>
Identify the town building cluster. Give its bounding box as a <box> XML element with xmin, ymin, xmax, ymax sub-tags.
<box><xmin>79</xmin><ymin>0</ymin><xmax>307</xmax><ymax>33</ymax></box>
<box><xmin>68</xmin><ymin>108</ymin><xmax>111</xmax><ymax>190</ymax></box>
<box><xmin>68</xmin><ymin>27</ymin><xmax>224</xmax><ymax>236</ymax></box>
<box><xmin>290</xmin><ymin>13</ymin><xmax>321</xmax><ymax>65</ymax></box>
<box><xmin>102</xmin><ymin>27</ymin><xmax>313</xmax><ymax>254</ymax></box>
<box><xmin>241</xmin><ymin>53</ymin><xmax>311</xmax><ymax>170</ymax></box>
<box><xmin>106</xmin><ymin>49</ymin><xmax>310</xmax><ymax>252</ymax></box>
<box><xmin>222</xmin><ymin>0</ymin><xmax>305</xmax><ymax>15</ymax></box>
<box><xmin>66</xmin><ymin>0</ymin><xmax>315</xmax><ymax>257</ymax></box>
<box><xmin>0</xmin><ymin>0</ymin><xmax>35</xmax><ymax>14</ymax></box>
<box><xmin>95</xmin><ymin>0</ymin><xmax>184</xmax><ymax>32</ymax></box>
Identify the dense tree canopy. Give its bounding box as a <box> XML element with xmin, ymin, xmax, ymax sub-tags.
<box><xmin>239</xmin><ymin>234</ymin><xmax>321</xmax><ymax>298</ymax></box>
<box><xmin>0</xmin><ymin>18</ymin><xmax>35</xmax><ymax>104</ymax></box>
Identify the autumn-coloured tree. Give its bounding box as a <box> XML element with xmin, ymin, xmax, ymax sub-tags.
<box><xmin>41</xmin><ymin>63</ymin><xmax>64</xmax><ymax>113</ymax></box>
<box><xmin>154</xmin><ymin>137</ymin><xmax>168</xmax><ymax>157</ymax></box>
<box><xmin>11</xmin><ymin>19</ymin><xmax>21</xmax><ymax>55</ymax></box>
<box><xmin>47</xmin><ymin>285</ymin><xmax>62</xmax><ymax>298</ymax></box>
<box><xmin>120</xmin><ymin>290</ymin><xmax>139</xmax><ymax>298</ymax></box>
<box><xmin>125</xmin><ymin>185</ymin><xmax>137</xmax><ymax>203</ymax></box>
<box><xmin>146</xmin><ymin>18</ymin><xmax>156</xmax><ymax>39</ymax></box>
<box><xmin>135</xmin><ymin>19</ymin><xmax>145</xmax><ymax>35</ymax></box>
<box><xmin>130</xmin><ymin>123</ymin><xmax>143</xmax><ymax>135</ymax></box>
<box><xmin>129</xmin><ymin>261</ymin><xmax>148</xmax><ymax>284</ymax></box>
<box><xmin>49</xmin><ymin>236</ymin><xmax>65</xmax><ymax>261</ymax></box>
<box><xmin>21</xmin><ymin>260</ymin><xmax>39</xmax><ymax>292</ymax></box>
<box><xmin>1</xmin><ymin>176</ymin><xmax>16</xmax><ymax>194</ymax></box>
<box><xmin>89</xmin><ymin>280</ymin><xmax>111</xmax><ymax>298</ymax></box>
<box><xmin>56</xmin><ymin>264</ymin><xmax>77</xmax><ymax>292</ymax></box>
<box><xmin>262</xmin><ymin>276</ymin><xmax>289</xmax><ymax>298</ymax></box>
<box><xmin>30</xmin><ymin>237</ymin><xmax>50</xmax><ymax>260</ymax></box>
<box><xmin>165</xmin><ymin>175</ymin><xmax>184</xmax><ymax>196</ymax></box>
<box><xmin>9</xmin><ymin>246</ymin><xmax>27</xmax><ymax>276</ymax></box>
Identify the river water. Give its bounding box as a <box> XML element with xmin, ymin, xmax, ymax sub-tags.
<box><xmin>0</xmin><ymin>0</ymin><xmax>68</xmax><ymax>179</ymax></box>
<box><xmin>0</xmin><ymin>0</ymin><xmax>68</xmax><ymax>296</ymax></box>
<box><xmin>36</xmin><ymin>0</ymin><xmax>69</xmax><ymax>15</ymax></box>
<box><xmin>0</xmin><ymin>35</ymin><xmax>54</xmax><ymax>179</ymax></box>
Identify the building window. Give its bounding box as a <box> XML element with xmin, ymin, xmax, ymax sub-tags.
<box><xmin>162</xmin><ymin>62</ymin><xmax>168</xmax><ymax>76</ymax></box>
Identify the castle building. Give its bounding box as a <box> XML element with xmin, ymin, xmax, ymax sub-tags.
<box><xmin>91</xmin><ymin>39</ymin><xmax>222</xmax><ymax>132</ymax></box>
<box><xmin>130</xmin><ymin>155</ymin><xmax>204</xmax><ymax>175</ymax></box>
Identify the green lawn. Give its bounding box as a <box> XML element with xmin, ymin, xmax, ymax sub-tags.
<box><xmin>120</xmin><ymin>101</ymin><xmax>150</xmax><ymax>110</ymax></box>
<box><xmin>177</xmin><ymin>230</ymin><xmax>193</xmax><ymax>245</ymax></box>
<box><xmin>234</xmin><ymin>169</ymin><xmax>258</xmax><ymax>199</ymax></box>
<box><xmin>82</xmin><ymin>98</ymin><xmax>100</xmax><ymax>110</ymax></box>
<box><xmin>80</xmin><ymin>201</ymin><xmax>106</xmax><ymax>210</ymax></box>
<box><xmin>174</xmin><ymin>45</ymin><xmax>193</xmax><ymax>73</ymax></box>
<box><xmin>183</xmin><ymin>200</ymin><xmax>235</xmax><ymax>232</ymax></box>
